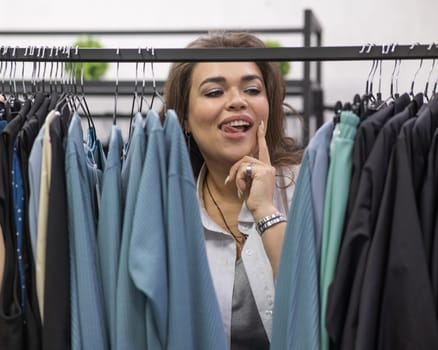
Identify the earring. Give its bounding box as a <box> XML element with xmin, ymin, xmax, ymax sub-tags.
<box><xmin>184</xmin><ymin>129</ymin><xmax>191</xmax><ymax>155</ymax></box>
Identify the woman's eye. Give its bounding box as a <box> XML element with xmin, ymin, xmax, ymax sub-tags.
<box><xmin>205</xmin><ymin>89</ymin><xmax>223</xmax><ymax>97</ymax></box>
<box><xmin>245</xmin><ymin>87</ymin><xmax>261</xmax><ymax>95</ymax></box>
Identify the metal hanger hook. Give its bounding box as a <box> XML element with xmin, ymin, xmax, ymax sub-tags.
<box><xmin>424</xmin><ymin>43</ymin><xmax>436</xmax><ymax>98</ymax></box>
<box><xmin>113</xmin><ymin>48</ymin><xmax>120</xmax><ymax>125</ymax></box>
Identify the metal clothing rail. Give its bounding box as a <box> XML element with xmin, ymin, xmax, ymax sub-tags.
<box><xmin>0</xmin><ymin>9</ymin><xmax>324</xmax><ymax>143</ymax></box>
<box><xmin>0</xmin><ymin>28</ymin><xmax>307</xmax><ymax>36</ymax></box>
<box><xmin>0</xmin><ymin>45</ymin><xmax>437</xmax><ymax>62</ymax></box>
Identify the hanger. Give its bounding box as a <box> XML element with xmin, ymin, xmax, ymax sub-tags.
<box><xmin>71</xmin><ymin>45</ymin><xmax>94</xmax><ymax>131</ymax></box>
<box><xmin>409</xmin><ymin>42</ymin><xmax>423</xmax><ymax>99</ymax></box>
<box><xmin>21</xmin><ymin>46</ymin><xmax>30</xmax><ymax>100</ymax></box>
<box><xmin>55</xmin><ymin>46</ymin><xmax>75</xmax><ymax>115</ymax></box>
<box><xmin>332</xmin><ymin>100</ymin><xmax>343</xmax><ymax>125</ymax></box>
<box><xmin>113</xmin><ymin>48</ymin><xmax>120</xmax><ymax>125</ymax></box>
<box><xmin>127</xmin><ymin>48</ymin><xmax>142</xmax><ymax>145</ymax></box>
<box><xmin>7</xmin><ymin>47</ymin><xmax>19</xmax><ymax>110</ymax></box>
<box><xmin>40</xmin><ymin>46</ymin><xmax>48</xmax><ymax>94</ymax></box>
<box><xmin>129</xmin><ymin>48</ymin><xmax>141</xmax><ymax>117</ymax></box>
<box><xmin>390</xmin><ymin>58</ymin><xmax>401</xmax><ymax>100</ymax></box>
<box><xmin>139</xmin><ymin>56</ymin><xmax>147</xmax><ymax>113</ymax></box>
<box><xmin>359</xmin><ymin>44</ymin><xmax>376</xmax><ymax>105</ymax></box>
<box><xmin>147</xmin><ymin>47</ymin><xmax>166</xmax><ymax>113</ymax></box>
<box><xmin>423</xmin><ymin>43</ymin><xmax>436</xmax><ymax>102</ymax></box>
<box><xmin>0</xmin><ymin>47</ymin><xmax>7</xmax><ymax>119</ymax></box>
<box><xmin>373</xmin><ymin>43</ymin><xmax>399</xmax><ymax>109</ymax></box>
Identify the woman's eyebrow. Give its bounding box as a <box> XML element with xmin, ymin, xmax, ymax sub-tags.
<box><xmin>241</xmin><ymin>74</ymin><xmax>263</xmax><ymax>83</ymax></box>
<box><xmin>199</xmin><ymin>76</ymin><xmax>226</xmax><ymax>88</ymax></box>
<box><xmin>199</xmin><ymin>74</ymin><xmax>263</xmax><ymax>88</ymax></box>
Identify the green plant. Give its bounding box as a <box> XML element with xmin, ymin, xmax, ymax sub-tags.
<box><xmin>67</xmin><ymin>35</ymin><xmax>108</xmax><ymax>80</ymax></box>
<box><xmin>264</xmin><ymin>40</ymin><xmax>291</xmax><ymax>77</ymax></box>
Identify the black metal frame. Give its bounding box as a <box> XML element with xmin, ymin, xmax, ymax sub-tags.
<box><xmin>2</xmin><ymin>10</ymin><xmax>438</xmax><ymax>141</ymax></box>
<box><xmin>0</xmin><ymin>9</ymin><xmax>323</xmax><ymax>143</ymax></box>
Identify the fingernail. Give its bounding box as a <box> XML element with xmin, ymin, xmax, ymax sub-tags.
<box><xmin>260</xmin><ymin>120</ymin><xmax>265</xmax><ymax>130</ymax></box>
<box><xmin>224</xmin><ymin>176</ymin><xmax>230</xmax><ymax>185</ymax></box>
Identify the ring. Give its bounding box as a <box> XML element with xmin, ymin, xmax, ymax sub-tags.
<box><xmin>245</xmin><ymin>162</ymin><xmax>254</xmax><ymax>179</ymax></box>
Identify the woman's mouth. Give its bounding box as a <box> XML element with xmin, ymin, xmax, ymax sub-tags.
<box><xmin>220</xmin><ymin>119</ymin><xmax>252</xmax><ymax>133</ymax></box>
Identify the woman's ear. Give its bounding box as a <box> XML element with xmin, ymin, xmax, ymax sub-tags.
<box><xmin>183</xmin><ymin>119</ymin><xmax>191</xmax><ymax>134</ymax></box>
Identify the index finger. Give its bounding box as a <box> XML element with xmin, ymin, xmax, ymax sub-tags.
<box><xmin>257</xmin><ymin>120</ymin><xmax>271</xmax><ymax>164</ymax></box>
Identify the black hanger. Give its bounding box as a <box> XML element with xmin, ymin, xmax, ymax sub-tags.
<box><xmin>352</xmin><ymin>93</ymin><xmax>362</xmax><ymax>115</ymax></box>
<box><xmin>333</xmin><ymin>100</ymin><xmax>343</xmax><ymax>125</ymax></box>
<box><xmin>147</xmin><ymin>47</ymin><xmax>166</xmax><ymax>116</ymax></box>
<box><xmin>127</xmin><ymin>48</ymin><xmax>143</xmax><ymax>148</ymax></box>
<box><xmin>113</xmin><ymin>48</ymin><xmax>120</xmax><ymax>126</ymax></box>
<box><xmin>423</xmin><ymin>44</ymin><xmax>436</xmax><ymax>102</ymax></box>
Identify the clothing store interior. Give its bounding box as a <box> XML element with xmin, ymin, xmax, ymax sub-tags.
<box><xmin>1</xmin><ymin>0</ymin><xmax>438</xmax><ymax>349</ymax></box>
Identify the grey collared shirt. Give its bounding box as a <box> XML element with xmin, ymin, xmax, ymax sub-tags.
<box><xmin>197</xmin><ymin>164</ymin><xmax>298</xmax><ymax>348</ymax></box>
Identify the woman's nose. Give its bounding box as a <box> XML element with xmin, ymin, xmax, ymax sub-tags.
<box><xmin>226</xmin><ymin>89</ymin><xmax>248</xmax><ymax>110</ymax></box>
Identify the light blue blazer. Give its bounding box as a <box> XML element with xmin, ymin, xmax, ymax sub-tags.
<box><xmin>65</xmin><ymin>112</ymin><xmax>108</xmax><ymax>350</ymax></box>
<box><xmin>115</xmin><ymin>112</ymin><xmax>148</xmax><ymax>350</ymax></box>
<box><xmin>271</xmin><ymin>151</ymin><xmax>320</xmax><ymax>350</ymax></box>
<box><xmin>163</xmin><ymin>110</ymin><xmax>227</xmax><ymax>350</ymax></box>
<box><xmin>97</xmin><ymin>124</ymin><xmax>123</xmax><ymax>350</ymax></box>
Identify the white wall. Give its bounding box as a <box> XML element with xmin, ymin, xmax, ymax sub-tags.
<box><xmin>2</xmin><ymin>0</ymin><xmax>438</xmax><ymax>139</ymax></box>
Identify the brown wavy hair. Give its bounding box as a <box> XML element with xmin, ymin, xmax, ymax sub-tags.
<box><xmin>162</xmin><ymin>31</ymin><xmax>302</xmax><ymax>177</ymax></box>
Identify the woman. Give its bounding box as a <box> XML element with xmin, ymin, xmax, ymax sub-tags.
<box><xmin>162</xmin><ymin>32</ymin><xmax>302</xmax><ymax>349</ymax></box>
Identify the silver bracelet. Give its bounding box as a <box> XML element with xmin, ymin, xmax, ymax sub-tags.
<box><xmin>256</xmin><ymin>212</ymin><xmax>287</xmax><ymax>236</ymax></box>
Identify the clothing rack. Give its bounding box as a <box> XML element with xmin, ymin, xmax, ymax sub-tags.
<box><xmin>1</xmin><ymin>44</ymin><xmax>437</xmax><ymax>62</ymax></box>
<box><xmin>1</xmin><ymin>44</ymin><xmax>437</xmax><ymax>143</ymax></box>
<box><xmin>2</xmin><ymin>9</ymin><xmax>438</xmax><ymax>141</ymax></box>
<box><xmin>0</xmin><ymin>9</ymin><xmax>323</xmax><ymax>143</ymax></box>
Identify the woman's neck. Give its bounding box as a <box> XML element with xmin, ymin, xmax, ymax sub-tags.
<box><xmin>203</xmin><ymin>162</ymin><xmax>238</xmax><ymax>201</ymax></box>
<box><xmin>203</xmin><ymin>166</ymin><xmax>246</xmax><ymax>260</ymax></box>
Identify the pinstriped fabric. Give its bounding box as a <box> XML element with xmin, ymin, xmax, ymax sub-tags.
<box><xmin>320</xmin><ymin>111</ymin><xmax>360</xmax><ymax>350</ymax></box>
<box><xmin>115</xmin><ymin>112</ymin><xmax>148</xmax><ymax>349</ymax></box>
<box><xmin>164</xmin><ymin>110</ymin><xmax>227</xmax><ymax>350</ymax></box>
<box><xmin>65</xmin><ymin>112</ymin><xmax>108</xmax><ymax>350</ymax></box>
<box><xmin>271</xmin><ymin>151</ymin><xmax>320</xmax><ymax>350</ymax></box>
<box><xmin>97</xmin><ymin>125</ymin><xmax>123</xmax><ymax>350</ymax></box>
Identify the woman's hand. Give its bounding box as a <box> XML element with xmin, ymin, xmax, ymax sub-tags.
<box><xmin>226</xmin><ymin>121</ymin><xmax>279</xmax><ymax>221</ymax></box>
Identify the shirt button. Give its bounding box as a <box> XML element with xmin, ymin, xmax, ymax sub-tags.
<box><xmin>245</xmin><ymin>249</ymin><xmax>253</xmax><ymax>256</ymax></box>
<box><xmin>240</xmin><ymin>222</ymin><xmax>252</xmax><ymax>229</ymax></box>
<box><xmin>265</xmin><ymin>310</ymin><xmax>273</xmax><ymax>317</ymax></box>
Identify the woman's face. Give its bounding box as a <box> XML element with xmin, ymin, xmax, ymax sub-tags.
<box><xmin>187</xmin><ymin>62</ymin><xmax>269</xmax><ymax>167</ymax></box>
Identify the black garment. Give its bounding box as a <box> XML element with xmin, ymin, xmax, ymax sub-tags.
<box><xmin>410</xmin><ymin>97</ymin><xmax>438</xmax><ymax>198</ymax></box>
<box><xmin>0</xmin><ymin>98</ymin><xmax>42</xmax><ymax>350</ymax></box>
<box><xmin>416</xmin><ymin>97</ymin><xmax>438</xmax><ymax>311</ymax></box>
<box><xmin>430</xmin><ymin>127</ymin><xmax>438</xmax><ymax>309</ymax></box>
<box><xmin>326</xmin><ymin>94</ymin><xmax>423</xmax><ymax>350</ymax></box>
<box><xmin>43</xmin><ymin>112</ymin><xmax>71</xmax><ymax>350</ymax></box>
<box><xmin>344</xmin><ymin>93</ymin><xmax>411</xmax><ymax>226</ymax></box>
<box><xmin>230</xmin><ymin>259</ymin><xmax>269</xmax><ymax>350</ymax></box>
<box><xmin>375</xmin><ymin>105</ymin><xmax>438</xmax><ymax>349</ymax></box>
<box><xmin>411</xmin><ymin>98</ymin><xmax>438</xmax><ymax>267</ymax></box>
<box><xmin>355</xmin><ymin>119</ymin><xmax>416</xmax><ymax>350</ymax></box>
<box><xmin>0</xmin><ymin>100</ymin><xmax>30</xmax><ymax>350</ymax></box>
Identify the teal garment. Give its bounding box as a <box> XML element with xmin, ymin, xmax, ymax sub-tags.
<box><xmin>115</xmin><ymin>112</ymin><xmax>148</xmax><ymax>350</ymax></box>
<box><xmin>164</xmin><ymin>110</ymin><xmax>227</xmax><ymax>350</ymax></box>
<box><xmin>271</xmin><ymin>151</ymin><xmax>320</xmax><ymax>350</ymax></box>
<box><xmin>97</xmin><ymin>125</ymin><xmax>123</xmax><ymax>350</ymax></box>
<box><xmin>65</xmin><ymin>112</ymin><xmax>108</xmax><ymax>350</ymax></box>
<box><xmin>129</xmin><ymin>110</ymin><xmax>167</xmax><ymax>349</ymax></box>
<box><xmin>320</xmin><ymin>111</ymin><xmax>360</xmax><ymax>350</ymax></box>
